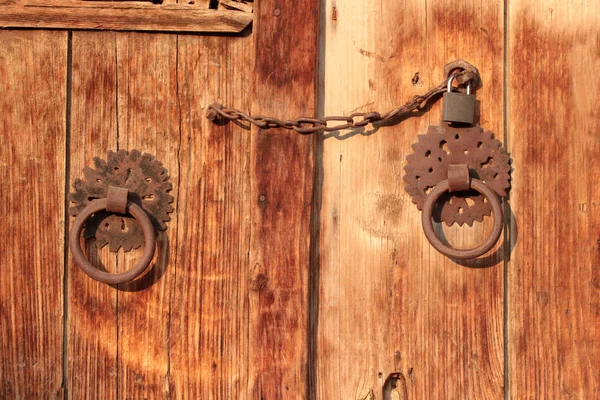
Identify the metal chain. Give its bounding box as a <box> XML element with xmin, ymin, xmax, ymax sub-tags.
<box><xmin>205</xmin><ymin>68</ymin><xmax>479</xmax><ymax>134</ymax></box>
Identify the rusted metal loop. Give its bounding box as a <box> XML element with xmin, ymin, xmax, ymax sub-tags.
<box><xmin>363</xmin><ymin>111</ymin><xmax>382</xmax><ymax>121</ymax></box>
<box><xmin>443</xmin><ymin>59</ymin><xmax>481</xmax><ymax>90</ymax></box>
<box><xmin>221</xmin><ymin>109</ymin><xmax>242</xmax><ymax>120</ymax></box>
<box><xmin>69</xmin><ymin>198</ymin><xmax>156</xmax><ymax>284</ymax></box>
<box><xmin>421</xmin><ymin>179</ymin><xmax>503</xmax><ymax>260</ymax></box>
<box><xmin>293</xmin><ymin>125</ymin><xmax>323</xmax><ymax>134</ymax></box>
<box><xmin>349</xmin><ymin>112</ymin><xmax>382</xmax><ymax>127</ymax></box>
<box><xmin>323</xmin><ymin>115</ymin><xmax>353</xmax><ymax>132</ymax></box>
<box><xmin>447</xmin><ymin>73</ymin><xmax>473</xmax><ymax>95</ymax></box>
<box><xmin>295</xmin><ymin>117</ymin><xmax>326</xmax><ymax>125</ymax></box>
<box><xmin>205</xmin><ymin>102</ymin><xmax>223</xmax><ymax>121</ymax></box>
<box><xmin>282</xmin><ymin>120</ymin><xmax>300</xmax><ymax>129</ymax></box>
<box><xmin>293</xmin><ymin>117</ymin><xmax>325</xmax><ymax>134</ymax></box>
<box><xmin>243</xmin><ymin>114</ymin><xmax>270</xmax><ymax>128</ymax></box>
<box><xmin>209</xmin><ymin>106</ymin><xmax>243</xmax><ymax>121</ymax></box>
<box><xmin>252</xmin><ymin>115</ymin><xmax>284</xmax><ymax>129</ymax></box>
<box><xmin>447</xmin><ymin>164</ymin><xmax>471</xmax><ymax>193</ymax></box>
<box><xmin>106</xmin><ymin>185</ymin><xmax>128</xmax><ymax>214</ymax></box>
<box><xmin>324</xmin><ymin>115</ymin><xmax>354</xmax><ymax>123</ymax></box>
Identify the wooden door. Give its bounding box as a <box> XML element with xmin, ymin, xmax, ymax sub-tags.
<box><xmin>1</xmin><ymin>0</ymin><xmax>598</xmax><ymax>398</ymax></box>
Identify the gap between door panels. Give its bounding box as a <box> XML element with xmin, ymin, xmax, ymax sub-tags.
<box><xmin>503</xmin><ymin>0</ymin><xmax>510</xmax><ymax>399</ymax></box>
<box><xmin>62</xmin><ymin>30</ymin><xmax>73</xmax><ymax>400</ymax></box>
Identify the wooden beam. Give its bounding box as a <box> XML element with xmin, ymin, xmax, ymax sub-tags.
<box><xmin>0</xmin><ymin>5</ymin><xmax>252</xmax><ymax>33</ymax></box>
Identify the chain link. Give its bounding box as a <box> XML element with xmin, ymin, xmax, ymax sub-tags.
<box><xmin>205</xmin><ymin>68</ymin><xmax>478</xmax><ymax>134</ymax></box>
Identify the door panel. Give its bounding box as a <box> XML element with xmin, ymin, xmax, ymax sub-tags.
<box><xmin>318</xmin><ymin>0</ymin><xmax>505</xmax><ymax>398</ymax></box>
<box><xmin>0</xmin><ymin>30</ymin><xmax>67</xmax><ymax>398</ymax></box>
<box><xmin>63</xmin><ymin>0</ymin><xmax>318</xmax><ymax>397</ymax></box>
<box><xmin>68</xmin><ymin>31</ymin><xmax>120</xmax><ymax>398</ymax></box>
<box><xmin>507</xmin><ymin>0</ymin><xmax>600</xmax><ymax>397</ymax></box>
<box><xmin>168</xmin><ymin>34</ymin><xmax>254</xmax><ymax>398</ymax></box>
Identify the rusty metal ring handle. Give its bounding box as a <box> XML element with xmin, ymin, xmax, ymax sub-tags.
<box><xmin>69</xmin><ymin>194</ymin><xmax>156</xmax><ymax>285</ymax></box>
<box><xmin>421</xmin><ymin>179</ymin><xmax>503</xmax><ymax>260</ymax></box>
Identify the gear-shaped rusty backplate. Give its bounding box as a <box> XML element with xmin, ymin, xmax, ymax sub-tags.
<box><xmin>68</xmin><ymin>149</ymin><xmax>174</xmax><ymax>252</ymax></box>
<box><xmin>403</xmin><ymin>123</ymin><xmax>510</xmax><ymax>226</ymax></box>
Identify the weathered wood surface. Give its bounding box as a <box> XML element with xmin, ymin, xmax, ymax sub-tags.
<box><xmin>218</xmin><ymin>0</ymin><xmax>253</xmax><ymax>13</ymax></box>
<box><xmin>168</xmin><ymin>33</ymin><xmax>253</xmax><ymax>398</ymax></box>
<box><xmin>317</xmin><ymin>0</ymin><xmax>505</xmax><ymax>398</ymax></box>
<box><xmin>67</xmin><ymin>31</ymin><xmax>120</xmax><ymax>399</ymax></box>
<box><xmin>2</xmin><ymin>0</ymin><xmax>600</xmax><ymax>398</ymax></box>
<box><xmin>0</xmin><ymin>5</ymin><xmax>252</xmax><ymax>33</ymax></box>
<box><xmin>64</xmin><ymin>0</ymin><xmax>316</xmax><ymax>397</ymax></box>
<box><xmin>247</xmin><ymin>0</ymin><xmax>318</xmax><ymax>397</ymax></box>
<box><xmin>507</xmin><ymin>0</ymin><xmax>600</xmax><ymax>397</ymax></box>
<box><xmin>0</xmin><ymin>30</ymin><xmax>67</xmax><ymax>398</ymax></box>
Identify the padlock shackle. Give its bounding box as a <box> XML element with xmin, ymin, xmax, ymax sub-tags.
<box><xmin>447</xmin><ymin>73</ymin><xmax>472</xmax><ymax>95</ymax></box>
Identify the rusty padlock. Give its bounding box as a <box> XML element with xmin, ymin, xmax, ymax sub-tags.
<box><xmin>442</xmin><ymin>74</ymin><xmax>476</xmax><ymax>125</ymax></box>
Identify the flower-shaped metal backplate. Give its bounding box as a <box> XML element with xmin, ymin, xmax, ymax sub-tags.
<box><xmin>403</xmin><ymin>122</ymin><xmax>510</xmax><ymax>226</ymax></box>
<box><xmin>68</xmin><ymin>149</ymin><xmax>174</xmax><ymax>252</ymax></box>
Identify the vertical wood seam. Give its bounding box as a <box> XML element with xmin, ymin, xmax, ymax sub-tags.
<box><xmin>166</xmin><ymin>32</ymin><xmax>182</xmax><ymax>397</ymax></box>
<box><xmin>307</xmin><ymin>0</ymin><xmax>327</xmax><ymax>395</ymax></box>
<box><xmin>114</xmin><ymin>31</ymin><xmax>120</xmax><ymax>400</ymax></box>
<box><xmin>62</xmin><ymin>29</ymin><xmax>73</xmax><ymax>400</ymax></box>
<box><xmin>503</xmin><ymin>0</ymin><xmax>510</xmax><ymax>398</ymax></box>
<box><xmin>114</xmin><ymin>32</ymin><xmax>120</xmax><ymax>151</ymax></box>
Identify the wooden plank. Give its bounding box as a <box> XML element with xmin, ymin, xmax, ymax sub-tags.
<box><xmin>507</xmin><ymin>0</ymin><xmax>600</xmax><ymax>398</ymax></box>
<box><xmin>83</xmin><ymin>0</ymin><xmax>156</xmax><ymax>2</ymax></box>
<box><xmin>0</xmin><ymin>6</ymin><xmax>252</xmax><ymax>33</ymax></box>
<box><xmin>113</xmin><ymin>32</ymin><xmax>178</xmax><ymax>398</ymax></box>
<box><xmin>68</xmin><ymin>31</ymin><xmax>179</xmax><ymax>398</ymax></box>
<box><xmin>247</xmin><ymin>0</ymin><xmax>318</xmax><ymax>397</ymax></box>
<box><xmin>177</xmin><ymin>0</ymin><xmax>211</xmax><ymax>7</ymax></box>
<box><xmin>0</xmin><ymin>30</ymin><xmax>67</xmax><ymax>398</ymax></box>
<box><xmin>68</xmin><ymin>31</ymin><xmax>119</xmax><ymax>398</ymax></box>
<box><xmin>168</xmin><ymin>34</ymin><xmax>253</xmax><ymax>398</ymax></box>
<box><xmin>317</xmin><ymin>0</ymin><xmax>505</xmax><ymax>398</ymax></box>
<box><xmin>218</xmin><ymin>0</ymin><xmax>253</xmax><ymax>13</ymax></box>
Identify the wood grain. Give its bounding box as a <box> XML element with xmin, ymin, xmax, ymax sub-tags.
<box><xmin>218</xmin><ymin>0</ymin><xmax>253</xmax><ymax>13</ymax></box>
<box><xmin>65</xmin><ymin>1</ymin><xmax>318</xmax><ymax>397</ymax></box>
<box><xmin>68</xmin><ymin>31</ymin><xmax>119</xmax><ymax>398</ymax></box>
<box><xmin>168</xmin><ymin>33</ymin><xmax>253</xmax><ymax>398</ymax></box>
<box><xmin>68</xmin><ymin>31</ymin><xmax>178</xmax><ymax>398</ymax></box>
<box><xmin>0</xmin><ymin>5</ymin><xmax>252</xmax><ymax>33</ymax></box>
<box><xmin>317</xmin><ymin>0</ymin><xmax>505</xmax><ymax>398</ymax></box>
<box><xmin>113</xmin><ymin>32</ymin><xmax>178</xmax><ymax>398</ymax></box>
<box><xmin>507</xmin><ymin>0</ymin><xmax>600</xmax><ymax>397</ymax></box>
<box><xmin>0</xmin><ymin>30</ymin><xmax>67</xmax><ymax>398</ymax></box>
<box><xmin>248</xmin><ymin>0</ymin><xmax>319</xmax><ymax>397</ymax></box>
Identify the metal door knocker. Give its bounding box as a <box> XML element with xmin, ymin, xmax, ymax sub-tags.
<box><xmin>68</xmin><ymin>149</ymin><xmax>174</xmax><ymax>284</ymax></box>
<box><xmin>403</xmin><ymin>74</ymin><xmax>510</xmax><ymax>259</ymax></box>
<box><xmin>206</xmin><ymin>60</ymin><xmax>511</xmax><ymax>260</ymax></box>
